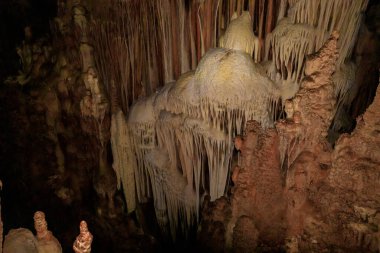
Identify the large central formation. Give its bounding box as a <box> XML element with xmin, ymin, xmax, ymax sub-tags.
<box><xmin>112</xmin><ymin>13</ymin><xmax>282</xmax><ymax>238</ymax></box>
<box><xmin>106</xmin><ymin>0</ymin><xmax>369</xmax><ymax>240</ymax></box>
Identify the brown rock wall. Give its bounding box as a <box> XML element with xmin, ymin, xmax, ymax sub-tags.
<box><xmin>199</xmin><ymin>32</ymin><xmax>380</xmax><ymax>252</ymax></box>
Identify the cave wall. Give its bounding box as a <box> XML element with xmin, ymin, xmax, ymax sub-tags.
<box><xmin>198</xmin><ymin>33</ymin><xmax>380</xmax><ymax>253</ymax></box>
<box><xmin>0</xmin><ymin>1</ymin><xmax>157</xmax><ymax>252</ymax></box>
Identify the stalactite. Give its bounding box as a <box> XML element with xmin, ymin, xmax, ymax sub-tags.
<box><xmin>94</xmin><ymin>0</ymin><xmax>368</xmax><ymax>242</ymax></box>
<box><xmin>333</xmin><ymin>62</ymin><xmax>357</xmax><ymax>105</ymax></box>
<box><xmin>110</xmin><ymin>110</ymin><xmax>136</xmax><ymax>213</ymax></box>
<box><xmin>127</xmin><ymin>95</ymin><xmax>157</xmax><ymax>202</ymax></box>
<box><xmin>266</xmin><ymin>18</ymin><xmax>316</xmax><ymax>84</ymax></box>
<box><xmin>277</xmin><ymin>0</ymin><xmax>288</xmax><ymax>21</ymax></box>
<box><xmin>87</xmin><ymin>0</ymin><xmax>279</xmax><ymax>114</ymax></box>
<box><xmin>176</xmin><ymin>121</ymin><xmax>205</xmax><ymax>216</ymax></box>
<box><xmin>121</xmin><ymin>11</ymin><xmax>285</xmax><ymax>237</ymax></box>
<box><xmin>265</xmin><ymin>0</ymin><xmax>368</xmax><ymax>102</ymax></box>
<box><xmin>194</xmin><ymin>47</ymin><xmax>280</xmax><ymax>134</ymax></box>
<box><xmin>288</xmin><ymin>0</ymin><xmax>368</xmax><ymax>67</ymax></box>
<box><xmin>152</xmin><ymin>115</ymin><xmax>197</xmax><ymax>239</ymax></box>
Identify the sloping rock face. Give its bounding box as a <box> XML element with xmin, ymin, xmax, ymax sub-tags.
<box><xmin>230</xmin><ymin>121</ymin><xmax>285</xmax><ymax>248</ymax></box>
<box><xmin>309</xmin><ymin>77</ymin><xmax>380</xmax><ymax>252</ymax></box>
<box><xmin>198</xmin><ymin>32</ymin><xmax>380</xmax><ymax>252</ymax></box>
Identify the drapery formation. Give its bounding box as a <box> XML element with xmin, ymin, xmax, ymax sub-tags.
<box><xmin>265</xmin><ymin>0</ymin><xmax>368</xmax><ymax>101</ymax></box>
<box><xmin>81</xmin><ymin>0</ymin><xmax>369</xmax><ymax>240</ymax></box>
<box><xmin>87</xmin><ymin>0</ymin><xmax>279</xmax><ymax>113</ymax></box>
<box><xmin>111</xmin><ymin>12</ymin><xmax>282</xmax><ymax>239</ymax></box>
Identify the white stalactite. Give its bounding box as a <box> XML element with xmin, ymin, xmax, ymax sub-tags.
<box><xmin>194</xmin><ymin>48</ymin><xmax>280</xmax><ymax>133</ymax></box>
<box><xmin>117</xmin><ymin>11</ymin><xmax>284</xmax><ymax>238</ymax></box>
<box><xmin>123</xmin><ymin>43</ymin><xmax>282</xmax><ymax>237</ymax></box>
<box><xmin>109</xmin><ymin>3</ymin><xmax>368</xmax><ymax>239</ymax></box>
<box><xmin>266</xmin><ymin>0</ymin><xmax>368</xmax><ymax>101</ymax></box>
<box><xmin>128</xmin><ymin>95</ymin><xmax>158</xmax><ymax>202</ymax></box>
<box><xmin>267</xmin><ymin>18</ymin><xmax>317</xmax><ymax>84</ymax></box>
<box><xmin>288</xmin><ymin>0</ymin><xmax>368</xmax><ymax>67</ymax></box>
<box><xmin>110</xmin><ymin>110</ymin><xmax>136</xmax><ymax>213</ymax></box>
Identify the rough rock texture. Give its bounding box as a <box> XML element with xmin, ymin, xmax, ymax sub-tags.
<box><xmin>73</xmin><ymin>221</ymin><xmax>93</xmax><ymax>253</ymax></box>
<box><xmin>33</xmin><ymin>211</ymin><xmax>62</xmax><ymax>253</ymax></box>
<box><xmin>0</xmin><ymin>1</ymin><xmax>159</xmax><ymax>252</ymax></box>
<box><xmin>232</xmin><ymin>215</ymin><xmax>259</xmax><ymax>253</ymax></box>
<box><xmin>3</xmin><ymin>228</ymin><xmax>38</xmax><ymax>253</ymax></box>
<box><xmin>198</xmin><ymin>197</ymin><xmax>231</xmax><ymax>253</ymax></box>
<box><xmin>327</xmin><ymin>0</ymin><xmax>380</xmax><ymax>146</ymax></box>
<box><xmin>230</xmin><ymin>121</ymin><xmax>285</xmax><ymax>248</ymax></box>
<box><xmin>309</xmin><ymin>76</ymin><xmax>380</xmax><ymax>252</ymax></box>
<box><xmin>199</xmin><ymin>32</ymin><xmax>380</xmax><ymax>252</ymax></box>
<box><xmin>279</xmin><ymin>32</ymin><xmax>339</xmax><ymax>251</ymax></box>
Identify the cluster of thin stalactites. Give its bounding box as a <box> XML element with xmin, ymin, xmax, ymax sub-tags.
<box><xmin>103</xmin><ymin>0</ymin><xmax>368</xmax><ymax>240</ymax></box>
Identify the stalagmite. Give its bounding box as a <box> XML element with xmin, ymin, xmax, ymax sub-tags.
<box><xmin>81</xmin><ymin>68</ymin><xmax>108</xmax><ymax>122</ymax></box>
<box><xmin>3</xmin><ymin>229</ymin><xmax>38</xmax><ymax>253</ymax></box>
<box><xmin>73</xmin><ymin>221</ymin><xmax>93</xmax><ymax>253</ymax></box>
<box><xmin>33</xmin><ymin>211</ymin><xmax>62</xmax><ymax>253</ymax></box>
<box><xmin>74</xmin><ymin>4</ymin><xmax>93</xmax><ymax>73</ymax></box>
<box><xmin>219</xmin><ymin>12</ymin><xmax>260</xmax><ymax>62</ymax></box>
<box><xmin>73</xmin><ymin>5</ymin><xmax>88</xmax><ymax>43</ymax></box>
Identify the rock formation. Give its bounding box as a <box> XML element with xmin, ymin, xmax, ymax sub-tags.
<box><xmin>198</xmin><ymin>28</ymin><xmax>380</xmax><ymax>252</ymax></box>
<box><xmin>118</xmin><ymin>11</ymin><xmax>285</xmax><ymax>239</ymax></box>
<box><xmin>33</xmin><ymin>211</ymin><xmax>62</xmax><ymax>253</ymax></box>
<box><xmin>3</xmin><ymin>228</ymin><xmax>38</xmax><ymax>253</ymax></box>
<box><xmin>310</xmin><ymin>75</ymin><xmax>380</xmax><ymax>252</ymax></box>
<box><xmin>2</xmin><ymin>211</ymin><xmax>62</xmax><ymax>253</ymax></box>
<box><xmin>73</xmin><ymin>221</ymin><xmax>93</xmax><ymax>253</ymax></box>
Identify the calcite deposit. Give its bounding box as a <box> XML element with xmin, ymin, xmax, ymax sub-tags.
<box><xmin>73</xmin><ymin>221</ymin><xmax>93</xmax><ymax>253</ymax></box>
<box><xmin>198</xmin><ymin>31</ymin><xmax>380</xmax><ymax>252</ymax></box>
<box><xmin>2</xmin><ymin>211</ymin><xmax>62</xmax><ymax>253</ymax></box>
<box><xmin>33</xmin><ymin>211</ymin><xmax>62</xmax><ymax>253</ymax></box>
<box><xmin>3</xmin><ymin>228</ymin><xmax>38</xmax><ymax>253</ymax></box>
